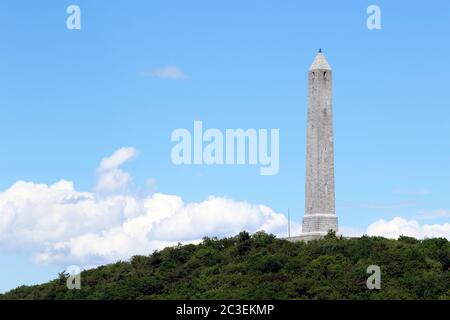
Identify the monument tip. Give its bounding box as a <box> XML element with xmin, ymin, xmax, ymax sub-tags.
<box><xmin>309</xmin><ymin>50</ymin><xmax>331</xmax><ymax>71</ymax></box>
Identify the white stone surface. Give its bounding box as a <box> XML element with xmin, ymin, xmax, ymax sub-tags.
<box><xmin>301</xmin><ymin>51</ymin><xmax>338</xmax><ymax>237</ymax></box>
<box><xmin>309</xmin><ymin>52</ymin><xmax>331</xmax><ymax>71</ymax></box>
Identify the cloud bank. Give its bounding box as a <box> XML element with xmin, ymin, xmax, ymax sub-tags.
<box><xmin>0</xmin><ymin>147</ymin><xmax>449</xmax><ymax>268</ymax></box>
<box><xmin>0</xmin><ymin>148</ymin><xmax>286</xmax><ymax>266</ymax></box>
<box><xmin>367</xmin><ymin>217</ymin><xmax>450</xmax><ymax>240</ymax></box>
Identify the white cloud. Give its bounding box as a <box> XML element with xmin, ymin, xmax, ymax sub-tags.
<box><xmin>95</xmin><ymin>147</ymin><xmax>138</xmax><ymax>194</ymax></box>
<box><xmin>0</xmin><ymin>148</ymin><xmax>286</xmax><ymax>266</ymax></box>
<box><xmin>367</xmin><ymin>217</ymin><xmax>450</xmax><ymax>239</ymax></box>
<box><xmin>35</xmin><ymin>194</ymin><xmax>287</xmax><ymax>265</ymax></box>
<box><xmin>97</xmin><ymin>147</ymin><xmax>137</xmax><ymax>173</ymax></box>
<box><xmin>146</xmin><ymin>66</ymin><xmax>188</xmax><ymax>80</ymax></box>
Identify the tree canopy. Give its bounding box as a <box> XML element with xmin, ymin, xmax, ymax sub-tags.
<box><xmin>1</xmin><ymin>232</ymin><xmax>449</xmax><ymax>300</ymax></box>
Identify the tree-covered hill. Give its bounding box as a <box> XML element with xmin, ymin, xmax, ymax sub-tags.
<box><xmin>1</xmin><ymin>232</ymin><xmax>449</xmax><ymax>300</ymax></box>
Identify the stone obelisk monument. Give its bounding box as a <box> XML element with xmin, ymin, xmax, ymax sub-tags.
<box><xmin>301</xmin><ymin>49</ymin><xmax>338</xmax><ymax>240</ymax></box>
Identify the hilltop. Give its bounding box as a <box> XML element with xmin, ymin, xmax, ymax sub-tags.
<box><xmin>1</xmin><ymin>232</ymin><xmax>449</xmax><ymax>300</ymax></box>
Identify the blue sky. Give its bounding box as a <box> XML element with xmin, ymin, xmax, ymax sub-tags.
<box><xmin>0</xmin><ymin>1</ymin><xmax>449</xmax><ymax>293</ymax></box>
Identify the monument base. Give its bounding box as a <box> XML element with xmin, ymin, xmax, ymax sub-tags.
<box><xmin>302</xmin><ymin>213</ymin><xmax>338</xmax><ymax>234</ymax></box>
<box><xmin>283</xmin><ymin>232</ymin><xmax>357</xmax><ymax>242</ymax></box>
<box><xmin>284</xmin><ymin>232</ymin><xmax>329</xmax><ymax>242</ymax></box>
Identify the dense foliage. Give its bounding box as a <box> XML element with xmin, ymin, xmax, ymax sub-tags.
<box><xmin>1</xmin><ymin>232</ymin><xmax>449</xmax><ymax>300</ymax></box>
